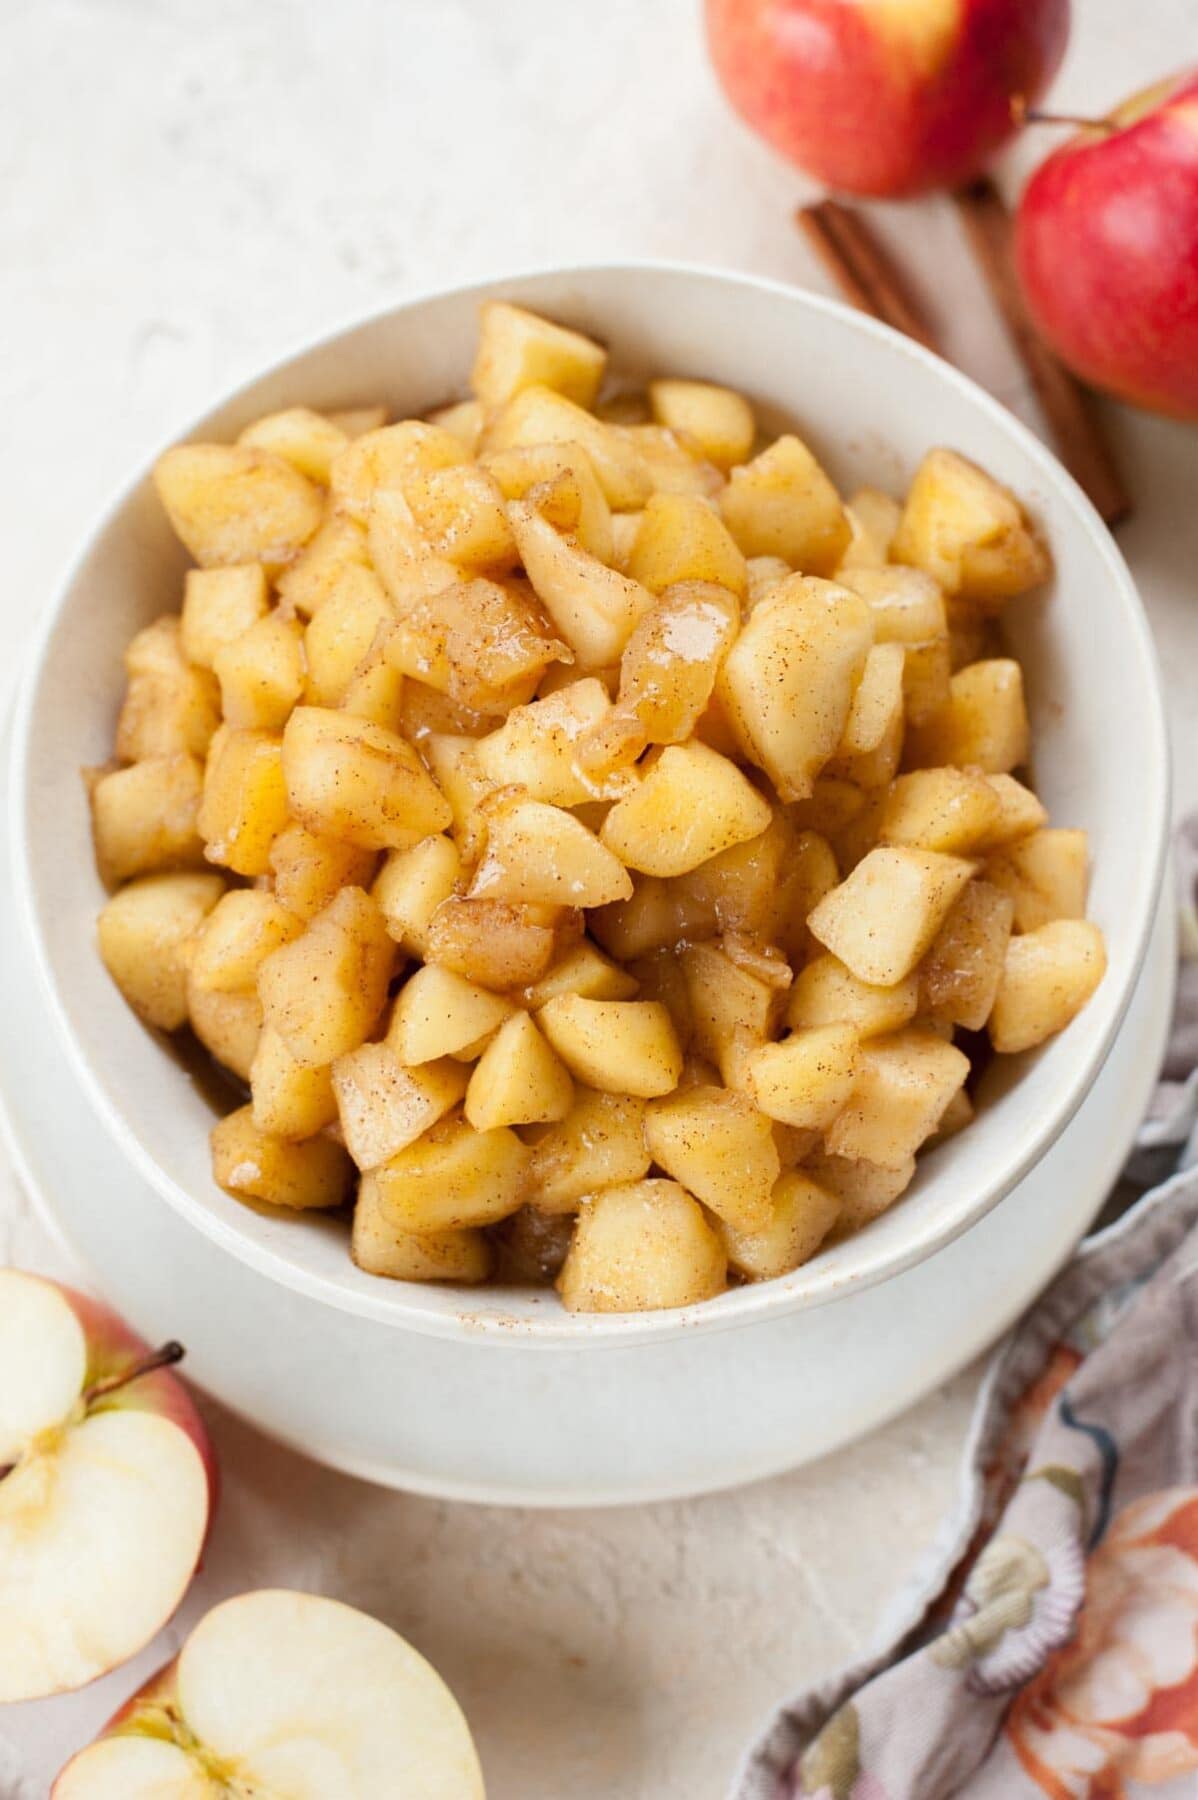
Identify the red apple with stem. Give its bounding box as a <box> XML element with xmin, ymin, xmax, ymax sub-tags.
<box><xmin>1015</xmin><ymin>70</ymin><xmax>1198</xmax><ymax>419</ymax></box>
<box><xmin>0</xmin><ymin>1268</ymin><xmax>217</xmax><ymax>1702</ymax></box>
<box><xmin>705</xmin><ymin>0</ymin><xmax>1070</xmax><ymax>199</ymax></box>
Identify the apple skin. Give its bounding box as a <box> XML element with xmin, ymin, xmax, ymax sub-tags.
<box><xmin>1015</xmin><ymin>71</ymin><xmax>1198</xmax><ymax>419</ymax></box>
<box><xmin>705</xmin><ymin>0</ymin><xmax>1070</xmax><ymax>198</ymax></box>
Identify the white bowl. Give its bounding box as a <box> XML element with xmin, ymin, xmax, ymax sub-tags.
<box><xmin>11</xmin><ymin>262</ymin><xmax>1169</xmax><ymax>1348</ymax></box>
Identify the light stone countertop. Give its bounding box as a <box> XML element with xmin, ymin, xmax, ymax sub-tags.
<box><xmin>1</xmin><ymin>3</ymin><xmax>1195</xmax><ymax>1793</ymax></box>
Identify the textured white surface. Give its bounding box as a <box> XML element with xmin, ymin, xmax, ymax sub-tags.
<box><xmin>0</xmin><ymin>2</ymin><xmax>1194</xmax><ymax>1793</ymax></box>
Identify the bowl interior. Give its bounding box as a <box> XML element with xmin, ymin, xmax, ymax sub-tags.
<box><xmin>14</xmin><ymin>264</ymin><xmax>1168</xmax><ymax>1344</ymax></box>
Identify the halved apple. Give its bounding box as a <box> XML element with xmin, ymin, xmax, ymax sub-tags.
<box><xmin>0</xmin><ymin>1269</ymin><xmax>216</xmax><ymax>1703</ymax></box>
<box><xmin>53</xmin><ymin>1588</ymin><xmax>485</xmax><ymax>1799</ymax></box>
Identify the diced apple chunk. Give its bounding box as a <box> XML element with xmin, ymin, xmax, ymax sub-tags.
<box><xmin>250</xmin><ymin>1027</ymin><xmax>338</xmax><ymax>1141</ymax></box>
<box><xmin>558</xmin><ymin>1180</ymin><xmax>726</xmax><ymax>1312</ymax></box>
<box><xmin>921</xmin><ymin>879</ymin><xmax>1014</xmax><ymax>1030</ymax></box>
<box><xmin>880</xmin><ymin>767</ymin><xmax>1001</xmax><ymax>855</ymax></box>
<box><xmin>181</xmin><ymin>564</ymin><xmax>269</xmax><ymax>669</ymax></box>
<box><xmin>425</xmin><ymin>896</ymin><xmax>558</xmax><ymax>991</ymax></box>
<box><xmin>188</xmin><ymin>890</ymin><xmax>301</xmax><ymax>993</ymax></box>
<box><xmin>329</xmin><ymin>420</ymin><xmax>466</xmax><ymax>522</ymax></box>
<box><xmin>387</xmin><ymin>964</ymin><xmax>514</xmax><ymax>1064</ymax></box>
<box><xmin>237</xmin><ymin>405</ymin><xmax>349</xmax><ymax>483</ymax></box>
<box><xmin>718</xmin><ymin>1171</ymin><xmax>841</xmax><ymax>1280</ymax></box>
<box><xmin>508</xmin><ymin>500</ymin><xmax>653</xmax><ymax>668</ymax></box>
<box><xmin>600</xmin><ymin>741</ymin><xmax>771</xmax><ymax>878</ymax></box>
<box><xmin>368</xmin><ymin>1113</ymin><xmax>529</xmax><ymax>1231</ymax></box>
<box><xmin>681</xmin><ymin>941</ymin><xmax>786</xmax><ymax>1082</ymax></box>
<box><xmin>352</xmin><ymin>1178</ymin><xmax>492</xmax><ymax>1282</ymax></box>
<box><xmin>645</xmin><ymin>1083</ymin><xmax>779</xmax><ymax>1233</ymax></box>
<box><xmin>648</xmin><ymin>378</ymin><xmax>755</xmax><ymax>470</ymax></box>
<box><xmin>471</xmin><ymin>302</ymin><xmax>606</xmax><ymax>410</ymax></box>
<box><xmin>787</xmin><ymin>955</ymin><xmax>918</xmax><ymax>1039</ymax></box>
<box><xmin>719</xmin><ymin>435</ymin><xmax>850</xmax><ymax>573</ymax></box>
<box><xmin>906</xmin><ymin>660</ymin><xmax>1030</xmax><ymax>775</ymax></box>
<box><xmin>258</xmin><ymin>886</ymin><xmax>394</xmax><ymax>1067</ymax></box>
<box><xmin>538</xmin><ymin>996</ymin><xmax>682</xmax><ymax>1097</ymax></box>
<box><xmin>332</xmin><ymin>1044</ymin><xmax>469</xmax><ymax>1169</ymax></box>
<box><xmin>470</xmin><ymin>796</ymin><xmax>632</xmax><ymax>908</ymax></box>
<box><xmin>827</xmin><ymin>642</ymin><xmax>905</xmax><ymax>787</ymax></box>
<box><xmin>270</xmin><ymin>823</ymin><xmax>379</xmax><ymax>922</ymax></box>
<box><xmin>198</xmin><ymin>728</ymin><xmax>290</xmax><ymax>877</ymax></box>
<box><xmin>372</xmin><ymin>835</ymin><xmax>462</xmax><ymax>954</ymax></box>
<box><xmin>838</xmin><ymin>488</ymin><xmax>901</xmax><ymax>569</ymax></box>
<box><xmin>116</xmin><ymin>616</ymin><xmax>221</xmax><ymax>761</ymax></box>
<box><xmin>892</xmin><ymin>447</ymin><xmax>1049</xmax><ymax>606</ymax></box>
<box><xmin>154</xmin><ymin>444</ymin><xmax>323</xmax><ymax>568</ymax></box>
<box><xmin>210</xmin><ymin>1105</ymin><xmax>352</xmax><ymax>1210</ymax></box>
<box><xmin>825</xmin><ymin>1029</ymin><xmax>970</xmax><ymax>1168</ymax></box>
<box><xmin>717</xmin><ymin>575</ymin><xmax>873</xmax><ymax>801</ymax></box>
<box><xmin>976</xmin><ymin>774</ymin><xmax>1048</xmax><ymax>850</ymax></box>
<box><xmin>187</xmin><ymin>979</ymin><xmax>262</xmax><ymax>1082</ymax></box>
<box><xmin>485</xmin><ymin>384</ymin><xmax>651</xmax><ymax>509</ymax></box>
<box><xmin>476</xmin><ymin>679</ymin><xmax>615</xmax><ymax>805</ymax></box>
<box><xmin>989</xmin><ymin>920</ymin><xmax>1107</xmax><ymax>1054</ymax></box>
<box><xmin>281</xmin><ymin>707</ymin><xmax>452</xmax><ymax>851</ymax></box>
<box><xmin>464</xmin><ymin>1012</ymin><xmax>574</xmax><ymax>1129</ymax></box>
<box><xmin>525</xmin><ymin>1088</ymin><xmax>651</xmax><ymax>1213</ymax></box>
<box><xmin>626</xmin><ymin>493</ymin><xmax>748</xmax><ymax>598</ymax></box>
<box><xmin>482</xmin><ymin>441</ymin><xmax>614</xmax><ymax>560</ymax></box>
<box><xmin>804</xmin><ymin>1150</ymin><xmax>917</xmax><ymax>1232</ymax></box>
<box><xmin>97</xmin><ymin>872</ymin><xmax>225</xmax><ymax>1031</ymax></box>
<box><xmin>743</xmin><ymin>1024</ymin><xmax>860</xmax><ymax>1130</ymax></box>
<box><xmin>985</xmin><ymin>828</ymin><xmax>1089</xmax><ymax>932</ymax></box>
<box><xmin>213</xmin><ymin>612</ymin><xmax>305</xmax><ymax>730</ymax></box>
<box><xmin>809</xmin><ymin>847</ymin><xmax>976</xmax><ymax>987</ymax></box>
<box><xmin>520</xmin><ymin>941</ymin><xmax>639</xmax><ymax>1008</ymax></box>
<box><xmin>301</xmin><ymin>567</ymin><xmax>394</xmax><ymax>708</ymax></box>
<box><xmin>91</xmin><ymin>754</ymin><xmax>206</xmax><ymax>887</ymax></box>
<box><xmin>404</xmin><ymin>464</ymin><xmax>517</xmax><ymax>572</ymax></box>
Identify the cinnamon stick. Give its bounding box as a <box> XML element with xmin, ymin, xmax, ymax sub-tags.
<box><xmin>797</xmin><ymin>201</ymin><xmax>941</xmax><ymax>352</ymax></box>
<box><xmin>954</xmin><ymin>178</ymin><xmax>1130</xmax><ymax>527</ymax></box>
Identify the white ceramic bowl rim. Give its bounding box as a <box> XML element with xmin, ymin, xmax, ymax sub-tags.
<box><xmin>11</xmin><ymin>259</ymin><xmax>1170</xmax><ymax>1347</ymax></box>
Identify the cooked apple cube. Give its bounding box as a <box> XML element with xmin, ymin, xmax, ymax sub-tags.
<box><xmin>930</xmin><ymin>1085</ymin><xmax>975</xmax><ymax>1145</ymax></box>
<box><xmin>281</xmin><ymin>707</ymin><xmax>451</xmax><ymax>851</ymax></box>
<box><xmin>385</xmin><ymin>574</ymin><xmax>568</xmax><ymax>716</ymax></box>
<box><xmin>269</xmin><ymin>823</ymin><xmax>379</xmax><ymax>921</ymax></box>
<box><xmin>809</xmin><ymin>847</ymin><xmax>975</xmax><ymax>987</ymax></box>
<box><xmin>744</xmin><ymin>556</ymin><xmax>790</xmax><ymax>609</ymax></box>
<box><xmin>670</xmin><ymin>806</ymin><xmax>791</xmax><ymax>945</ymax></box>
<box><xmin>404</xmin><ymin>463</ymin><xmax>518</xmax><ymax>572</ymax></box>
<box><xmin>881</xmin><ymin>767</ymin><xmax>1000</xmax><ymax>857</ymax></box>
<box><xmin>827</xmin><ymin>642</ymin><xmax>905</xmax><ymax>788</ymax></box>
<box><xmin>625</xmin><ymin>493</ymin><xmax>748</xmax><ymax>599</ymax></box>
<box><xmin>891</xmin><ymin>447</ymin><xmax>1049</xmax><ymax>607</ymax></box>
<box><xmin>718</xmin><ymin>1171</ymin><xmax>842</xmax><ymax>1281</ymax></box>
<box><xmin>180</xmin><ymin>564</ymin><xmax>269</xmax><ymax>669</ymax></box>
<box><xmin>598</xmin><ymin>741</ymin><xmax>768</xmax><ymax>880</ymax></box>
<box><xmin>589</xmin><ymin>875</ymin><xmax>682</xmax><ymax>961</ymax></box>
<box><xmin>977</xmin><ymin>774</ymin><xmax>1049</xmax><ymax>850</ymax></box>
<box><xmin>838</xmin><ymin>563</ymin><xmax>951</xmax><ymax>725</ymax></box>
<box><xmin>332</xmin><ymin>1043</ymin><xmax>469</xmax><ymax>1169</ymax></box>
<box><xmin>274</xmin><ymin>514</ymin><xmax>371</xmax><ymax>619</ymax></box>
<box><xmin>426</xmin><ymin>896</ymin><xmax>558</xmax><ymax>990</ymax></box>
<box><xmin>482</xmin><ymin>441</ymin><xmax>613</xmax><ymax>561</ymax></box>
<box><xmin>352</xmin><ymin>1179</ymin><xmax>492</xmax><ymax>1282</ymax></box>
<box><xmin>188</xmin><ymin>890</ymin><xmax>302</xmax><ymax>993</ymax></box>
<box><xmin>365</xmin><ymin>487</ymin><xmax>463</xmax><ymax>613</ymax></box>
<box><xmin>825</xmin><ymin>1028</ymin><xmax>970</xmax><ymax>1169</ymax></box>
<box><xmin>372</xmin><ymin>834</ymin><xmax>462</xmax><ymax>954</ymax></box>
<box><xmin>97</xmin><ymin>872</ymin><xmax>225</xmax><ymax>1031</ymax></box>
<box><xmin>508</xmin><ymin>499</ymin><xmax>653</xmax><ymax>668</ymax></box>
<box><xmin>645</xmin><ymin>1083</ymin><xmax>779</xmax><ymax>1233</ymax></box>
<box><xmin>91</xmin><ymin>753</ymin><xmax>206</xmax><ymax>886</ymax></box>
<box><xmin>198</xmin><ymin>727</ymin><xmax>290</xmax><ymax>877</ymax></box>
<box><xmin>485</xmin><ymin>384</ymin><xmax>651</xmax><ymax>509</ymax></box>
<box><xmin>212</xmin><ymin>611</ymin><xmax>305</xmax><ymax>731</ymax></box>
<box><xmin>464</xmin><ymin>1011</ymin><xmax>574</xmax><ymax>1129</ymax></box>
<box><xmin>520</xmin><ymin>940</ymin><xmax>639</xmax><ymax>1010</ymax></box>
<box><xmin>717</xmin><ymin>576</ymin><xmax>873</xmax><ymax>801</ymax></box>
<box><xmin>237</xmin><ymin>405</ymin><xmax>349</xmax><ymax>483</ymax></box>
<box><xmin>906</xmin><ymin>660</ymin><xmax>1030</xmax><ymax>775</ymax></box>
<box><xmin>471</xmin><ymin>302</ymin><xmax>606</xmax><ymax>411</ymax></box>
<box><xmin>250</xmin><ymin>1027</ymin><xmax>338</xmax><ymax>1140</ymax></box>
<box><xmin>804</xmin><ymin>1149</ymin><xmax>917</xmax><ymax>1233</ymax></box>
<box><xmin>743</xmin><ymin>1024</ymin><xmax>860</xmax><ymax>1131</ymax></box>
<box><xmin>524</xmin><ymin>1088</ymin><xmax>650</xmax><ymax>1213</ymax></box>
<box><xmin>340</xmin><ymin>649</ymin><xmax>405</xmax><ymax>731</ymax></box>
<box><xmin>538</xmin><ymin>996</ymin><xmax>682</xmax><ymax>1097</ymax></box>
<box><xmin>787</xmin><ymin>955</ymin><xmax>918</xmax><ymax>1040</ymax></box>
<box><xmin>368</xmin><ymin>1112</ymin><xmax>529</xmax><ymax>1231</ymax></box>
<box><xmin>470</xmin><ymin>796</ymin><xmax>632</xmax><ymax>908</ymax></box>
<box><xmin>681</xmin><ymin>941</ymin><xmax>786</xmax><ymax>1081</ymax></box>
<box><xmin>387</xmin><ymin>964</ymin><xmax>514</xmax><ymax>1064</ymax></box>
<box><xmin>838</xmin><ymin>488</ymin><xmax>901</xmax><ymax>569</ymax></box>
<box><xmin>618</xmin><ymin>423</ymin><xmax>723</xmax><ymax>499</ymax></box>
<box><xmin>424</xmin><ymin>399</ymin><xmax>482</xmax><ymax>455</ymax></box>
<box><xmin>187</xmin><ymin>978</ymin><xmax>263</xmax><ymax>1083</ymax></box>
<box><xmin>476</xmin><ymin>679</ymin><xmax>614</xmax><ymax>805</ymax></box>
<box><xmin>116</xmin><ymin>616</ymin><xmax>221</xmax><ymax>761</ymax></box>
<box><xmin>719</xmin><ymin>435</ymin><xmax>850</xmax><ymax>574</ymax></box>
<box><xmin>154</xmin><ymin>444</ymin><xmax>323</xmax><ymax>569</ymax></box>
<box><xmin>558</xmin><ymin>1180</ymin><xmax>726</xmax><ymax>1313</ymax></box>
<box><xmin>989</xmin><ymin>919</ymin><xmax>1107</xmax><ymax>1054</ymax></box>
<box><xmin>985</xmin><ymin>828</ymin><xmax>1089</xmax><ymax>932</ymax></box>
<box><xmin>921</xmin><ymin>879</ymin><xmax>1015</xmax><ymax>1031</ymax></box>
<box><xmin>301</xmin><ymin>567</ymin><xmax>394</xmax><ymax>708</ymax></box>
<box><xmin>211</xmin><ymin>1105</ymin><xmax>352</xmax><ymax>1210</ymax></box>
<box><xmin>648</xmin><ymin>378</ymin><xmax>755</xmax><ymax>470</ymax></box>
<box><xmin>420</xmin><ymin>735</ymin><xmax>497</xmax><ymax>864</ymax></box>
<box><xmin>258</xmin><ymin>886</ymin><xmax>395</xmax><ymax>1067</ymax></box>
<box><xmin>775</xmin><ymin>829</ymin><xmax>840</xmax><ymax>965</ymax></box>
<box><xmin>329</xmin><ymin>420</ymin><xmax>466</xmax><ymax>522</ymax></box>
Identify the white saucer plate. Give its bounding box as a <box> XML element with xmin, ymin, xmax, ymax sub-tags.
<box><xmin>0</xmin><ymin>780</ymin><xmax>1175</xmax><ymax>1504</ymax></box>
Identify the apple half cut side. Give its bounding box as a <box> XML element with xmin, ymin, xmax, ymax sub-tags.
<box><xmin>53</xmin><ymin>1588</ymin><xmax>487</xmax><ymax>1799</ymax></box>
<box><xmin>0</xmin><ymin>1268</ymin><xmax>217</xmax><ymax>1703</ymax></box>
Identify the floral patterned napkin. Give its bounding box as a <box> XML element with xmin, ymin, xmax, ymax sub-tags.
<box><xmin>734</xmin><ymin>821</ymin><xmax>1198</xmax><ymax>1800</ymax></box>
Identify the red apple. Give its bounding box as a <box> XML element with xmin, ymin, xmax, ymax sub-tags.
<box><xmin>705</xmin><ymin>0</ymin><xmax>1070</xmax><ymax>198</ymax></box>
<box><xmin>0</xmin><ymin>1268</ymin><xmax>217</xmax><ymax>1702</ymax></box>
<box><xmin>53</xmin><ymin>1589</ymin><xmax>486</xmax><ymax>1798</ymax></box>
<box><xmin>1015</xmin><ymin>71</ymin><xmax>1198</xmax><ymax>419</ymax></box>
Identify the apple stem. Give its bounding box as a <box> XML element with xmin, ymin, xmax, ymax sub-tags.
<box><xmin>85</xmin><ymin>1340</ymin><xmax>186</xmax><ymax>1404</ymax></box>
<box><xmin>1010</xmin><ymin>95</ymin><xmax>1118</xmax><ymax>133</ymax></box>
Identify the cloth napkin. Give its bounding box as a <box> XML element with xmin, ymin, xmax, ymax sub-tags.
<box><xmin>734</xmin><ymin>820</ymin><xmax>1198</xmax><ymax>1800</ymax></box>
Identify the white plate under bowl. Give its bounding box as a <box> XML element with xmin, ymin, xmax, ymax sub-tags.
<box><xmin>0</xmin><ymin>758</ymin><xmax>1175</xmax><ymax>1503</ymax></box>
<box><xmin>9</xmin><ymin>265</ymin><xmax>1170</xmax><ymax>1345</ymax></box>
